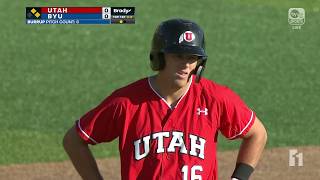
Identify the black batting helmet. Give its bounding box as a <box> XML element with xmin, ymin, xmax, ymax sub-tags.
<box><xmin>149</xmin><ymin>18</ymin><xmax>208</xmax><ymax>82</ymax></box>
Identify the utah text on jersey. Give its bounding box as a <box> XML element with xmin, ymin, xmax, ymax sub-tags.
<box><xmin>134</xmin><ymin>131</ymin><xmax>206</xmax><ymax>160</ymax></box>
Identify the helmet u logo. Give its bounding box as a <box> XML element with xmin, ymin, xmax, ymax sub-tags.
<box><xmin>183</xmin><ymin>31</ymin><xmax>195</xmax><ymax>42</ymax></box>
<box><xmin>185</xmin><ymin>32</ymin><xmax>193</xmax><ymax>41</ymax></box>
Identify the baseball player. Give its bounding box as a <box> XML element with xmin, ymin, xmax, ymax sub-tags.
<box><xmin>63</xmin><ymin>18</ymin><xmax>267</xmax><ymax>180</ymax></box>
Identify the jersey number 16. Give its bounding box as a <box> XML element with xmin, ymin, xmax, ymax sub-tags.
<box><xmin>181</xmin><ymin>165</ymin><xmax>203</xmax><ymax>180</ymax></box>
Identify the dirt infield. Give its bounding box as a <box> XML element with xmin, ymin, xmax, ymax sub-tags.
<box><xmin>0</xmin><ymin>146</ymin><xmax>319</xmax><ymax>180</ymax></box>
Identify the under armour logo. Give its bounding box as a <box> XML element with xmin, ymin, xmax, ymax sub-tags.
<box><xmin>197</xmin><ymin>108</ymin><xmax>208</xmax><ymax>115</ymax></box>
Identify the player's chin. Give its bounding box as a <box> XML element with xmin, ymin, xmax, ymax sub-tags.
<box><xmin>173</xmin><ymin>74</ymin><xmax>189</xmax><ymax>87</ymax></box>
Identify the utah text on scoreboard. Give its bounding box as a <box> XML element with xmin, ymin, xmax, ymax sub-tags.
<box><xmin>26</xmin><ymin>7</ymin><xmax>135</xmax><ymax>24</ymax></box>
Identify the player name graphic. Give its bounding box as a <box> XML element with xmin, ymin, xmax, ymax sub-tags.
<box><xmin>134</xmin><ymin>131</ymin><xmax>206</xmax><ymax>160</ymax></box>
<box><xmin>112</xmin><ymin>8</ymin><xmax>132</xmax><ymax>14</ymax></box>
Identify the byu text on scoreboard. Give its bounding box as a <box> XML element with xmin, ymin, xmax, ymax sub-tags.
<box><xmin>26</xmin><ymin>7</ymin><xmax>135</xmax><ymax>24</ymax></box>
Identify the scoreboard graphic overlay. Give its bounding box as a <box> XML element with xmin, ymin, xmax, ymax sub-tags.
<box><xmin>26</xmin><ymin>7</ymin><xmax>135</xmax><ymax>24</ymax></box>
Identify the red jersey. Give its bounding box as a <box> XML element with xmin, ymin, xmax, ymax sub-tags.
<box><xmin>75</xmin><ymin>75</ymin><xmax>255</xmax><ymax>180</ymax></box>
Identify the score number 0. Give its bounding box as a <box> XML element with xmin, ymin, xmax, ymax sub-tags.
<box><xmin>102</xmin><ymin>7</ymin><xmax>111</xmax><ymax>19</ymax></box>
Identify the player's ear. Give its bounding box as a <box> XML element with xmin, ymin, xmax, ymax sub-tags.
<box><xmin>196</xmin><ymin>58</ymin><xmax>202</xmax><ymax>66</ymax></box>
<box><xmin>150</xmin><ymin>53</ymin><xmax>165</xmax><ymax>71</ymax></box>
<box><xmin>158</xmin><ymin>53</ymin><xmax>165</xmax><ymax>70</ymax></box>
<box><xmin>149</xmin><ymin>53</ymin><xmax>158</xmax><ymax>70</ymax></box>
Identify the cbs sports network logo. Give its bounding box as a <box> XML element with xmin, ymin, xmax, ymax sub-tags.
<box><xmin>288</xmin><ymin>8</ymin><xmax>305</xmax><ymax>30</ymax></box>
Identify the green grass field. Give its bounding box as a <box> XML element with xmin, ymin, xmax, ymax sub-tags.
<box><xmin>0</xmin><ymin>0</ymin><xmax>319</xmax><ymax>165</ymax></box>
